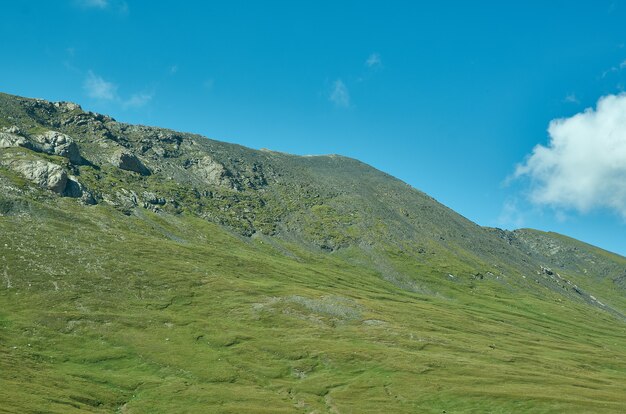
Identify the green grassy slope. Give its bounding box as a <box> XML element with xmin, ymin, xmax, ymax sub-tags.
<box><xmin>1</xmin><ymin>92</ymin><xmax>626</xmax><ymax>413</ymax></box>
<box><xmin>1</xmin><ymin>200</ymin><xmax>626</xmax><ymax>413</ymax></box>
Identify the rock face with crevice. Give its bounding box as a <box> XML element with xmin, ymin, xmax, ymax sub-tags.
<box><xmin>110</xmin><ymin>150</ymin><xmax>151</xmax><ymax>175</ymax></box>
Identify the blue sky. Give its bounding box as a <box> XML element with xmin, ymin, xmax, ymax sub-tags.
<box><xmin>3</xmin><ymin>1</ymin><xmax>626</xmax><ymax>255</ymax></box>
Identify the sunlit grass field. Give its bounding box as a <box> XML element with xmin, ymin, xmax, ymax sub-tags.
<box><xmin>1</xmin><ymin>199</ymin><xmax>625</xmax><ymax>413</ymax></box>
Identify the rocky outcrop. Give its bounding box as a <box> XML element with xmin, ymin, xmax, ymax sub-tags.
<box><xmin>1</xmin><ymin>146</ymin><xmax>91</xmax><ymax>199</ymax></box>
<box><xmin>191</xmin><ymin>155</ymin><xmax>233</xmax><ymax>188</ymax></box>
<box><xmin>0</xmin><ymin>129</ymin><xmax>83</xmax><ymax>165</ymax></box>
<box><xmin>52</xmin><ymin>101</ymin><xmax>81</xmax><ymax>112</ymax></box>
<box><xmin>32</xmin><ymin>131</ymin><xmax>82</xmax><ymax>164</ymax></box>
<box><xmin>63</xmin><ymin>177</ymin><xmax>96</xmax><ymax>204</ymax></box>
<box><xmin>2</xmin><ymin>126</ymin><xmax>21</xmax><ymax>134</ymax></box>
<box><xmin>110</xmin><ymin>150</ymin><xmax>150</xmax><ymax>175</ymax></box>
<box><xmin>141</xmin><ymin>191</ymin><xmax>166</xmax><ymax>212</ymax></box>
<box><xmin>142</xmin><ymin>191</ymin><xmax>166</xmax><ymax>205</ymax></box>
<box><xmin>0</xmin><ymin>132</ymin><xmax>28</xmax><ymax>149</ymax></box>
<box><xmin>7</xmin><ymin>159</ymin><xmax>68</xmax><ymax>194</ymax></box>
<box><xmin>102</xmin><ymin>189</ymin><xmax>139</xmax><ymax>214</ymax></box>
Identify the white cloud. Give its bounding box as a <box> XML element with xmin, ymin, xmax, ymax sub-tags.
<box><xmin>83</xmin><ymin>71</ymin><xmax>151</xmax><ymax>108</ymax></box>
<box><xmin>602</xmin><ymin>66</ymin><xmax>618</xmax><ymax>78</ymax></box>
<box><xmin>366</xmin><ymin>53</ymin><xmax>382</xmax><ymax>69</ymax></box>
<box><xmin>563</xmin><ymin>93</ymin><xmax>579</xmax><ymax>104</ymax></box>
<box><xmin>75</xmin><ymin>0</ymin><xmax>128</xmax><ymax>14</ymax></box>
<box><xmin>601</xmin><ymin>59</ymin><xmax>626</xmax><ymax>78</ymax></box>
<box><xmin>330</xmin><ymin>79</ymin><xmax>350</xmax><ymax>108</ymax></box>
<box><xmin>78</xmin><ymin>0</ymin><xmax>108</xmax><ymax>8</ymax></box>
<box><xmin>515</xmin><ymin>93</ymin><xmax>626</xmax><ymax>217</ymax></box>
<box><xmin>83</xmin><ymin>71</ymin><xmax>117</xmax><ymax>100</ymax></box>
<box><xmin>123</xmin><ymin>92</ymin><xmax>153</xmax><ymax>109</ymax></box>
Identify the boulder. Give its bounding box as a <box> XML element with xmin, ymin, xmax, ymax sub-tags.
<box><xmin>8</xmin><ymin>159</ymin><xmax>68</xmax><ymax>194</ymax></box>
<box><xmin>111</xmin><ymin>150</ymin><xmax>150</xmax><ymax>175</ymax></box>
<box><xmin>0</xmin><ymin>132</ymin><xmax>28</xmax><ymax>149</ymax></box>
<box><xmin>33</xmin><ymin>131</ymin><xmax>82</xmax><ymax>164</ymax></box>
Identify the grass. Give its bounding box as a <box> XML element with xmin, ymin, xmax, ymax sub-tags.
<box><xmin>1</xmin><ymin>198</ymin><xmax>625</xmax><ymax>413</ymax></box>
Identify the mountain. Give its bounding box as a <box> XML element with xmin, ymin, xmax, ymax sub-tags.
<box><xmin>1</xmin><ymin>92</ymin><xmax>625</xmax><ymax>413</ymax></box>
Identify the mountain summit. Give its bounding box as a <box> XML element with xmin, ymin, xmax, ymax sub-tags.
<box><xmin>1</xmin><ymin>92</ymin><xmax>625</xmax><ymax>413</ymax></box>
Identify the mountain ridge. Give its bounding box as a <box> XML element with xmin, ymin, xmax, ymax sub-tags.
<box><xmin>3</xmin><ymin>90</ymin><xmax>626</xmax><ymax>307</ymax></box>
<box><xmin>1</xmin><ymin>91</ymin><xmax>625</xmax><ymax>314</ymax></box>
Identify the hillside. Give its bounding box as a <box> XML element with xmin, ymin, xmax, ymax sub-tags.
<box><xmin>1</xmin><ymin>92</ymin><xmax>626</xmax><ymax>413</ymax></box>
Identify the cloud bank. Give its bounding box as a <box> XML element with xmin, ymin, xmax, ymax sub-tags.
<box><xmin>515</xmin><ymin>93</ymin><xmax>626</xmax><ymax>217</ymax></box>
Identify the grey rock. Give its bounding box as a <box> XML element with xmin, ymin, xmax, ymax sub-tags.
<box><xmin>53</xmin><ymin>101</ymin><xmax>81</xmax><ymax>112</ymax></box>
<box><xmin>32</xmin><ymin>131</ymin><xmax>82</xmax><ymax>164</ymax></box>
<box><xmin>142</xmin><ymin>191</ymin><xmax>166</xmax><ymax>205</ymax></box>
<box><xmin>102</xmin><ymin>188</ymin><xmax>139</xmax><ymax>213</ymax></box>
<box><xmin>2</xmin><ymin>126</ymin><xmax>21</xmax><ymax>134</ymax></box>
<box><xmin>81</xmin><ymin>192</ymin><xmax>97</xmax><ymax>205</ymax></box>
<box><xmin>111</xmin><ymin>150</ymin><xmax>150</xmax><ymax>175</ymax></box>
<box><xmin>0</xmin><ymin>132</ymin><xmax>28</xmax><ymax>149</ymax></box>
<box><xmin>115</xmin><ymin>189</ymin><xmax>139</xmax><ymax>213</ymax></box>
<box><xmin>193</xmin><ymin>155</ymin><xmax>232</xmax><ymax>187</ymax></box>
<box><xmin>152</xmin><ymin>146</ymin><xmax>166</xmax><ymax>157</ymax></box>
<box><xmin>8</xmin><ymin>159</ymin><xmax>68</xmax><ymax>194</ymax></box>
